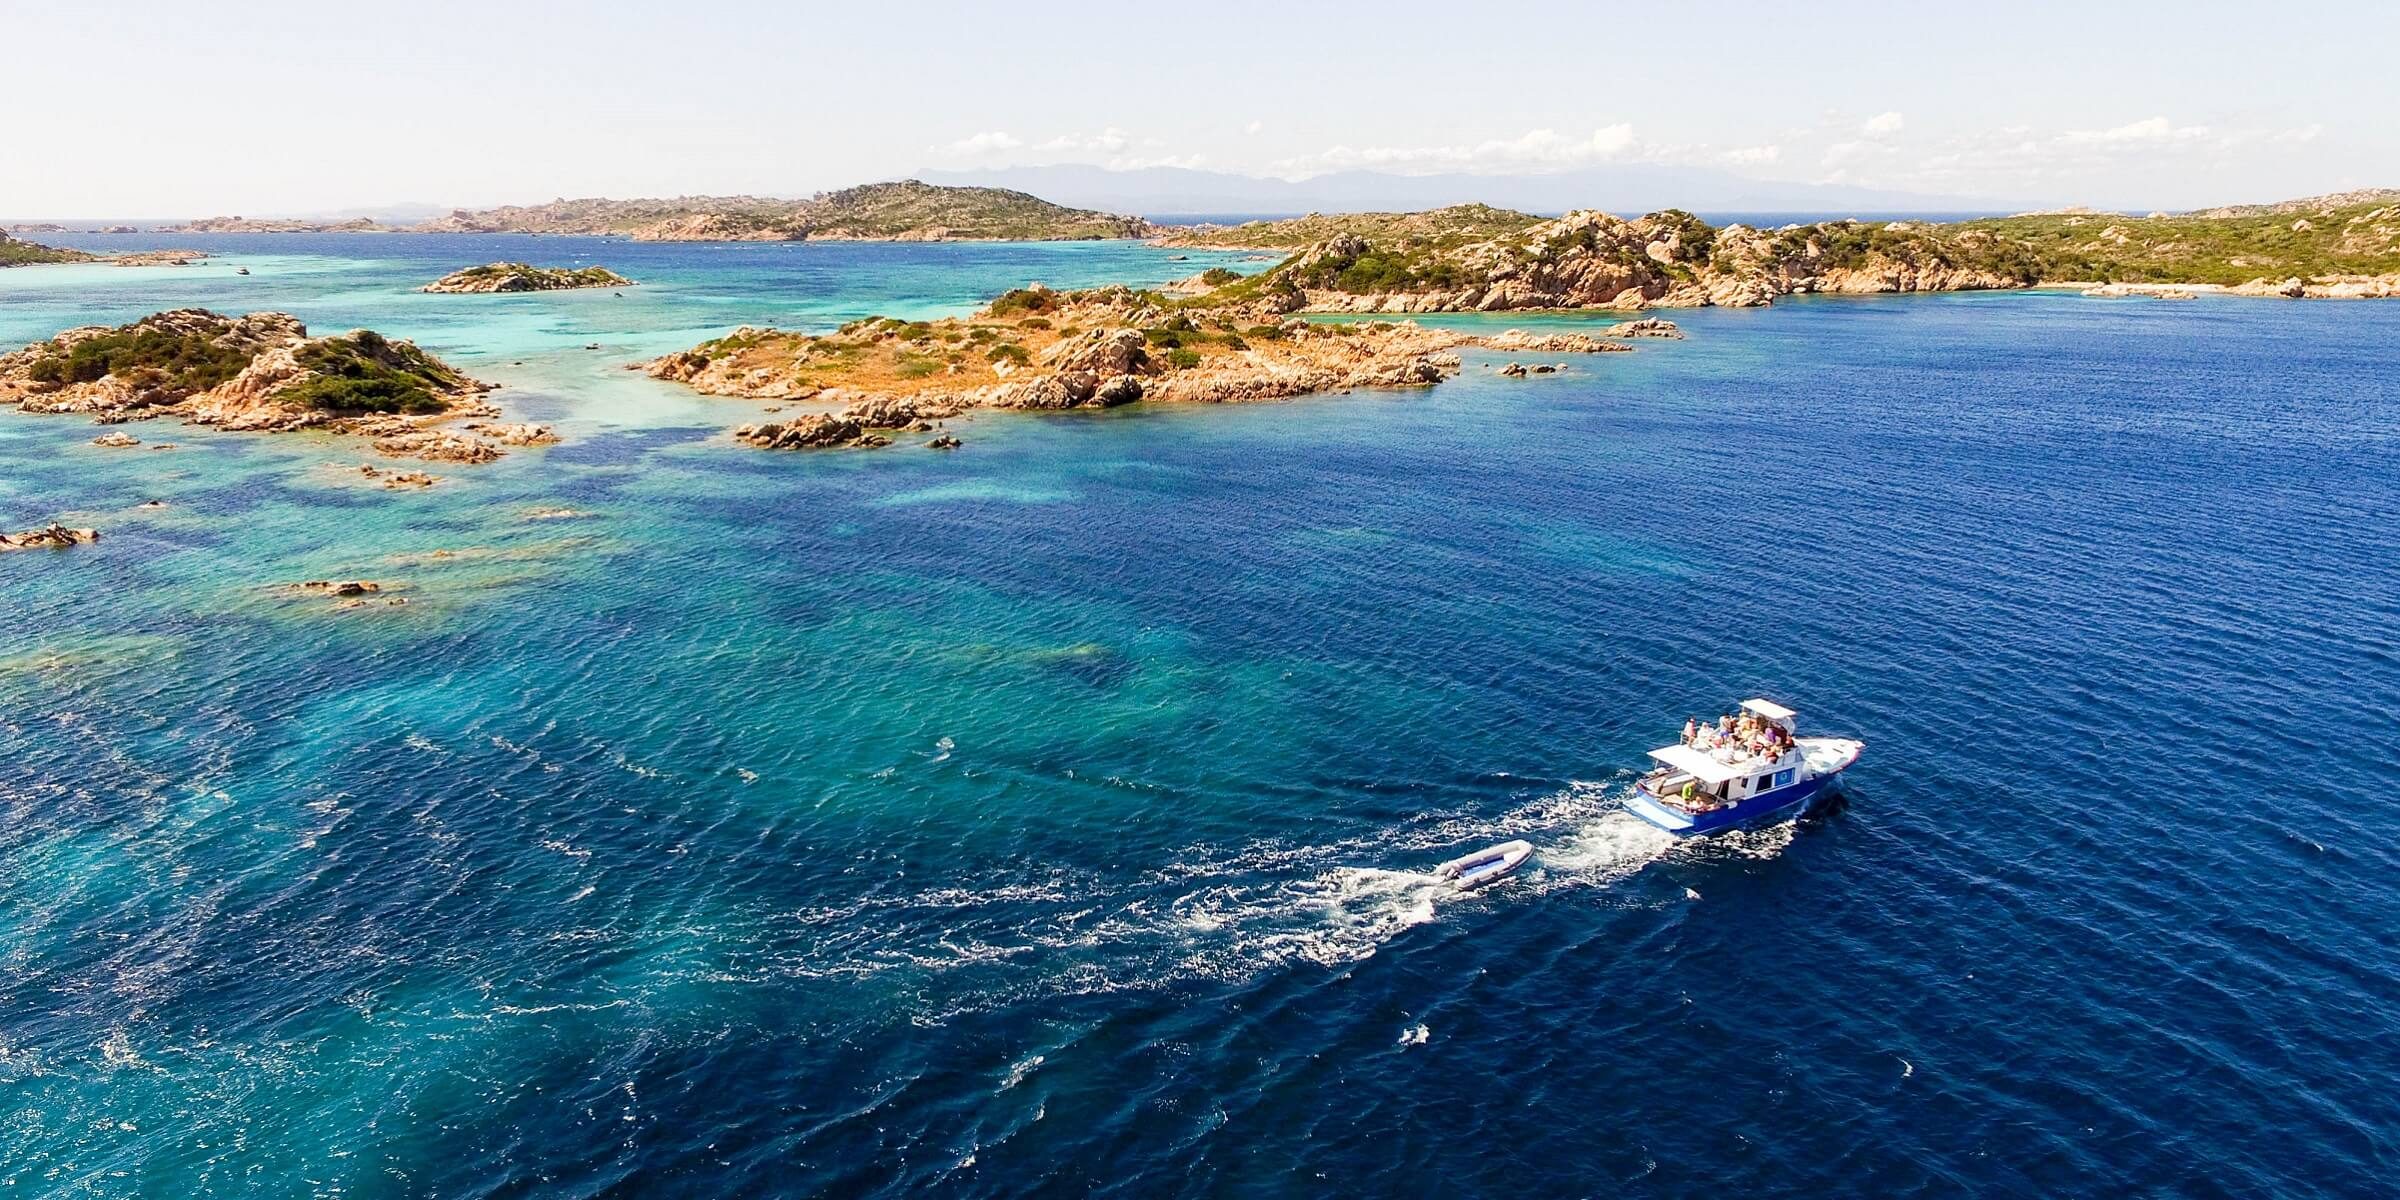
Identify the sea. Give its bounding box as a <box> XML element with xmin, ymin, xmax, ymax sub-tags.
<box><xmin>3</xmin><ymin>233</ymin><xmax>2395</xmax><ymax>1198</ymax></box>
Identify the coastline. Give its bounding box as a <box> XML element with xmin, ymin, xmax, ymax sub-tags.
<box><xmin>5</xmin><ymin>208</ymin><xmax>2396</xmax><ymax>486</ymax></box>
<box><xmin>3</xmin><ymin>228</ymin><xmax>2395</xmax><ymax>1199</ymax></box>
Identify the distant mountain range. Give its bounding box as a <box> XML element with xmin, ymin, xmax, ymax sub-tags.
<box><xmin>915</xmin><ymin>164</ymin><xmax>1994</xmax><ymax>220</ymax></box>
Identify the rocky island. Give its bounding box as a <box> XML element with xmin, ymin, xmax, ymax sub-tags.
<box><xmin>112</xmin><ymin>248</ymin><xmax>211</xmax><ymax>267</ymax></box>
<box><xmin>423</xmin><ymin>263</ymin><xmax>635</xmax><ymax>293</ymax></box>
<box><xmin>0</xmin><ymin>309</ymin><xmax>528</xmax><ymax>461</ymax></box>
<box><xmin>645</xmin><ymin>283</ymin><xmax>1672</xmax><ymax>450</ymax></box>
<box><xmin>415</xmin><ymin>180</ymin><xmax>1156</xmax><ymax>242</ymax></box>
<box><xmin>155</xmin><ymin>216</ymin><xmax>395</xmax><ymax>234</ymax></box>
<box><xmin>1158</xmin><ymin>191</ymin><xmax>2400</xmax><ymax>312</ymax></box>
<box><xmin>0</xmin><ymin>231</ymin><xmax>98</xmax><ymax>267</ymax></box>
<box><xmin>0</xmin><ymin>523</ymin><xmax>100</xmax><ymax>553</ymax></box>
<box><xmin>3</xmin><ymin>232</ymin><xmax>216</xmax><ymax>269</ymax></box>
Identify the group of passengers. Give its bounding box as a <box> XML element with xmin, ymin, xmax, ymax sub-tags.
<box><xmin>1681</xmin><ymin>710</ymin><xmax>1792</xmax><ymax>764</ymax></box>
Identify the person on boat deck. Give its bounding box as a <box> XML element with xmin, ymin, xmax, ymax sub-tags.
<box><xmin>1682</xmin><ymin>717</ymin><xmax>1699</xmax><ymax>745</ymax></box>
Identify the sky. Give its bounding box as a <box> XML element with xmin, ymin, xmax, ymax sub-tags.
<box><xmin>3</xmin><ymin>0</ymin><xmax>2391</xmax><ymax>218</ymax></box>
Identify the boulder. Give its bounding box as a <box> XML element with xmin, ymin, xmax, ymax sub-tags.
<box><xmin>462</xmin><ymin>421</ymin><xmax>558</xmax><ymax>446</ymax></box>
<box><xmin>1091</xmin><ymin>374</ymin><xmax>1144</xmax><ymax>406</ymax></box>
<box><xmin>1706</xmin><ymin>277</ymin><xmax>1776</xmax><ymax>307</ymax></box>
<box><xmin>370</xmin><ymin>430</ymin><xmax>503</xmax><ymax>463</ymax></box>
<box><xmin>845</xmin><ymin>394</ymin><xmax>961</xmax><ymax>427</ymax></box>
<box><xmin>1601</xmin><ymin>317</ymin><xmax>1684</xmax><ymax>338</ymax></box>
<box><xmin>1037</xmin><ymin>328</ymin><xmax>1149</xmax><ymax>375</ymax></box>
<box><xmin>995</xmin><ymin>371</ymin><xmax>1102</xmax><ymax>410</ymax></box>
<box><xmin>1482</xmin><ymin>330</ymin><xmax>1635</xmax><ymax>354</ymax></box>
<box><xmin>0</xmin><ymin>523</ymin><xmax>99</xmax><ymax>552</ymax></box>
<box><xmin>734</xmin><ymin>413</ymin><xmax>867</xmax><ymax>449</ymax></box>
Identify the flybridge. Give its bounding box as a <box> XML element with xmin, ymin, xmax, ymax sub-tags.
<box><xmin>1623</xmin><ymin>700</ymin><xmax>1863</xmax><ymax>837</ymax></box>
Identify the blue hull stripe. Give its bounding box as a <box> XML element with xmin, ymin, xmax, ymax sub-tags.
<box><xmin>1622</xmin><ymin>774</ymin><xmax>1836</xmax><ymax>837</ymax></box>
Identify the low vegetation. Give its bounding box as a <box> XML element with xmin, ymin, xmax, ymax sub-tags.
<box><xmin>418</xmin><ymin>180</ymin><xmax>1156</xmax><ymax>242</ymax></box>
<box><xmin>661</xmin><ymin>284</ymin><xmax>1319</xmax><ymax>400</ymax></box>
<box><xmin>1177</xmin><ymin>193</ymin><xmax>2400</xmax><ymax>301</ymax></box>
<box><xmin>425</xmin><ymin>262</ymin><xmax>633</xmax><ymax>292</ymax></box>
<box><xmin>1154</xmin><ymin>204</ymin><xmax>1542</xmax><ymax>251</ymax></box>
<box><xmin>1957</xmin><ymin>200</ymin><xmax>2400</xmax><ymax>284</ymax></box>
<box><xmin>3</xmin><ymin>311</ymin><xmax>484</xmax><ymax>419</ymax></box>
<box><xmin>282</xmin><ymin>331</ymin><xmax>470</xmax><ymax>412</ymax></box>
<box><xmin>0</xmin><ymin>234</ymin><xmax>96</xmax><ymax>268</ymax></box>
<box><xmin>23</xmin><ymin>325</ymin><xmax>251</xmax><ymax>396</ymax></box>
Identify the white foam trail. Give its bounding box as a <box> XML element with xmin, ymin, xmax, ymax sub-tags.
<box><xmin>733</xmin><ymin>780</ymin><xmax>1798</xmax><ymax>1017</ymax></box>
<box><xmin>1535</xmin><ymin>805</ymin><xmax>1679</xmax><ymax>887</ymax></box>
<box><xmin>999</xmin><ymin>1053</ymin><xmax>1044</xmax><ymax>1091</ymax></box>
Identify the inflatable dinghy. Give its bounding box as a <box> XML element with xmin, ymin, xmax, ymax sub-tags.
<box><xmin>1434</xmin><ymin>840</ymin><xmax>1534</xmax><ymax>891</ymax></box>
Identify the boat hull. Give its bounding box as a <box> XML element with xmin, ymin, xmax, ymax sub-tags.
<box><xmin>1434</xmin><ymin>839</ymin><xmax>1534</xmax><ymax>890</ymax></box>
<box><xmin>1622</xmin><ymin>737</ymin><xmax>1862</xmax><ymax>837</ymax></box>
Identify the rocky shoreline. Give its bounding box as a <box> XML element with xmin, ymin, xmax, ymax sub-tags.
<box><xmin>3</xmin><ymin>232</ymin><xmax>221</xmax><ymax>270</ymax></box>
<box><xmin>643</xmin><ymin>284</ymin><xmax>1679</xmax><ymax>451</ymax></box>
<box><xmin>0</xmin><ymin>310</ymin><xmax>538</xmax><ymax>463</ymax></box>
<box><xmin>0</xmin><ymin>230</ymin><xmax>100</xmax><ymax>267</ymax></box>
<box><xmin>2066</xmin><ymin>276</ymin><xmax>2400</xmax><ymax>300</ymax></box>
<box><xmin>1172</xmin><ymin>196</ymin><xmax>2400</xmax><ymax>313</ymax></box>
<box><xmin>0</xmin><ymin>523</ymin><xmax>99</xmax><ymax>553</ymax></box>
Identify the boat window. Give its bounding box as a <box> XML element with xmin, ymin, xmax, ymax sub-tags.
<box><xmin>1755</xmin><ymin>775</ymin><xmax>1772</xmax><ymax>792</ymax></box>
<box><xmin>1775</xmin><ymin>769</ymin><xmax>1794</xmax><ymax>787</ymax></box>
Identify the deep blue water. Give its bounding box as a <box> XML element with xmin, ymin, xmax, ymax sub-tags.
<box><xmin>2</xmin><ymin>239</ymin><xmax>2397</xmax><ymax>1197</ymax></box>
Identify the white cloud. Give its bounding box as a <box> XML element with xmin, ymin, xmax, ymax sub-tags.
<box><xmin>1721</xmin><ymin>144</ymin><xmax>1782</xmax><ymax>166</ymax></box>
<box><xmin>1273</xmin><ymin>124</ymin><xmax>1640</xmax><ymax>176</ymax></box>
<box><xmin>1106</xmin><ymin>153</ymin><xmax>1210</xmax><ymax>171</ymax></box>
<box><xmin>1036</xmin><ymin>128</ymin><xmax>1132</xmax><ymax>154</ymax></box>
<box><xmin>1821</xmin><ymin>137</ymin><xmax>1904</xmax><ymax>168</ymax></box>
<box><xmin>1863</xmin><ymin>111</ymin><xmax>1905</xmax><ymax>137</ymax></box>
<box><xmin>942</xmin><ymin>130</ymin><xmax>1021</xmax><ymax>155</ymax></box>
<box><xmin>2060</xmin><ymin>116</ymin><xmax>2212</xmax><ymax>145</ymax></box>
<box><xmin>1866</xmin><ymin>113</ymin><xmax>2303</xmax><ymax>203</ymax></box>
<box><xmin>1244</xmin><ymin>120</ymin><xmax>1264</xmax><ymax>135</ymax></box>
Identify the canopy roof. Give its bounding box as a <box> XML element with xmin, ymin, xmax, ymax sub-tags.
<box><xmin>1647</xmin><ymin>744</ymin><xmax>1751</xmax><ymax>784</ymax></box>
<box><xmin>1741</xmin><ymin>698</ymin><xmax>1796</xmax><ymax>721</ymax></box>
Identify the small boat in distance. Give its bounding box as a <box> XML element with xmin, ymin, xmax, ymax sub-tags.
<box><xmin>1622</xmin><ymin>699</ymin><xmax>1862</xmax><ymax>837</ymax></box>
<box><xmin>1434</xmin><ymin>840</ymin><xmax>1534</xmax><ymax>890</ymax></box>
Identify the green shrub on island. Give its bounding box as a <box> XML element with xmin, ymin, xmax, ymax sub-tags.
<box><xmin>423</xmin><ymin>263</ymin><xmax>634</xmax><ymax>293</ymax></box>
<box><xmin>0</xmin><ymin>236</ymin><xmax>98</xmax><ymax>268</ymax></box>
<box><xmin>1198</xmin><ymin>267</ymin><xmax>1240</xmax><ymax>287</ymax></box>
<box><xmin>1212</xmin><ymin>193</ymin><xmax>2400</xmax><ymax>304</ymax></box>
<box><xmin>24</xmin><ymin>327</ymin><xmax>252</xmax><ymax>396</ymax></box>
<box><xmin>988</xmin><ymin>287</ymin><xmax>1061</xmax><ymax>316</ymax></box>
<box><xmin>1954</xmin><ymin>203</ymin><xmax>2400</xmax><ymax>284</ymax></box>
<box><xmin>283</xmin><ymin>331</ymin><xmax>473</xmax><ymax>413</ymax></box>
<box><xmin>1280</xmin><ymin>242</ymin><xmax>1478</xmax><ymax>294</ymax></box>
<box><xmin>3</xmin><ymin>311</ymin><xmax>485</xmax><ymax>429</ymax></box>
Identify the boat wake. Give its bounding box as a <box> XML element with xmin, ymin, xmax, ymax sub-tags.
<box><xmin>750</xmin><ymin>780</ymin><xmax>1782</xmax><ymax>1023</ymax></box>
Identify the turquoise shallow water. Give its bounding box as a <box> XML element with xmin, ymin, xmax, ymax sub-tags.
<box><xmin>3</xmin><ymin>239</ymin><xmax>2398</xmax><ymax>1197</ymax></box>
